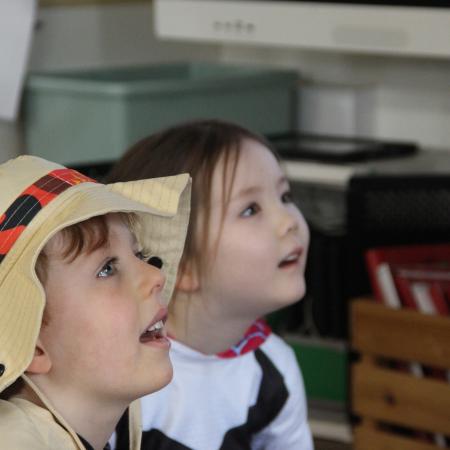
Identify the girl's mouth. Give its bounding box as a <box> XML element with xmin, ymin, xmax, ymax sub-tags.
<box><xmin>278</xmin><ymin>249</ymin><xmax>302</xmax><ymax>268</ymax></box>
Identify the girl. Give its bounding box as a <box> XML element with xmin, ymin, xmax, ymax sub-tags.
<box><xmin>107</xmin><ymin>120</ymin><xmax>313</xmax><ymax>450</ymax></box>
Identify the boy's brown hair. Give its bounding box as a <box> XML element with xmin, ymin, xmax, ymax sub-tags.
<box><xmin>106</xmin><ymin>119</ymin><xmax>277</xmax><ymax>285</ymax></box>
<box><xmin>36</xmin><ymin>213</ymin><xmax>136</xmax><ymax>286</ymax></box>
<box><xmin>35</xmin><ymin>215</ymin><xmax>108</xmax><ymax>286</ymax></box>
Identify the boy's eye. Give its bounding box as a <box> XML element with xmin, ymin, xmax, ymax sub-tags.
<box><xmin>135</xmin><ymin>250</ymin><xmax>162</xmax><ymax>268</ymax></box>
<box><xmin>281</xmin><ymin>191</ymin><xmax>294</xmax><ymax>203</ymax></box>
<box><xmin>135</xmin><ymin>250</ymin><xmax>148</xmax><ymax>261</ymax></box>
<box><xmin>97</xmin><ymin>258</ymin><xmax>117</xmax><ymax>278</ymax></box>
<box><xmin>241</xmin><ymin>203</ymin><xmax>260</xmax><ymax>217</ymax></box>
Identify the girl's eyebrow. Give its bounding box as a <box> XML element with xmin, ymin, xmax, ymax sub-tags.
<box><xmin>231</xmin><ymin>176</ymin><xmax>289</xmax><ymax>202</ymax></box>
<box><xmin>232</xmin><ymin>185</ymin><xmax>261</xmax><ymax>200</ymax></box>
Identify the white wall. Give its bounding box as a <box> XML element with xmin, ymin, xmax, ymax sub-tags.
<box><xmin>220</xmin><ymin>45</ymin><xmax>450</xmax><ymax>151</ymax></box>
<box><xmin>0</xmin><ymin>2</ymin><xmax>220</xmax><ymax>163</ymax></box>
<box><xmin>2</xmin><ymin>2</ymin><xmax>449</xmax><ymax>163</ymax></box>
<box><xmin>28</xmin><ymin>3</ymin><xmax>219</xmax><ymax>71</ymax></box>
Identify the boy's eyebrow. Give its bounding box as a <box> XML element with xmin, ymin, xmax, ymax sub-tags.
<box><xmin>130</xmin><ymin>232</ymin><xmax>139</xmax><ymax>248</ymax></box>
<box><xmin>120</xmin><ymin>225</ymin><xmax>139</xmax><ymax>249</ymax></box>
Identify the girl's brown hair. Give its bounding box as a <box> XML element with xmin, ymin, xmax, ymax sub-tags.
<box><xmin>106</xmin><ymin>119</ymin><xmax>277</xmax><ymax>284</ymax></box>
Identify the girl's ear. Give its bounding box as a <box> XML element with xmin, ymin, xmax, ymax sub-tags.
<box><xmin>175</xmin><ymin>261</ymin><xmax>200</xmax><ymax>293</ymax></box>
<box><xmin>26</xmin><ymin>338</ymin><xmax>52</xmax><ymax>375</ymax></box>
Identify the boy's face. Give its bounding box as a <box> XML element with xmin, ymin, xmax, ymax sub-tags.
<box><xmin>37</xmin><ymin>214</ymin><xmax>172</xmax><ymax>406</ymax></box>
<box><xmin>204</xmin><ymin>139</ymin><xmax>310</xmax><ymax>320</ymax></box>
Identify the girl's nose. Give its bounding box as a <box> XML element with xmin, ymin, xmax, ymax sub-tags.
<box><xmin>278</xmin><ymin>208</ymin><xmax>300</xmax><ymax>237</ymax></box>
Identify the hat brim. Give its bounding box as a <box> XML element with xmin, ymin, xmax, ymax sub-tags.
<box><xmin>0</xmin><ymin>174</ymin><xmax>190</xmax><ymax>392</ymax></box>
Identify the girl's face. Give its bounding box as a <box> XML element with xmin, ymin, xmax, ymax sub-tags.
<box><xmin>202</xmin><ymin>139</ymin><xmax>310</xmax><ymax>320</ymax></box>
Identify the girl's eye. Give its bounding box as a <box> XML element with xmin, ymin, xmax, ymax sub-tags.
<box><xmin>241</xmin><ymin>203</ymin><xmax>260</xmax><ymax>217</ymax></box>
<box><xmin>97</xmin><ymin>258</ymin><xmax>117</xmax><ymax>278</ymax></box>
<box><xmin>281</xmin><ymin>191</ymin><xmax>294</xmax><ymax>203</ymax></box>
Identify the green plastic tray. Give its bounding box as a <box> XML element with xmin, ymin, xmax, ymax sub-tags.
<box><xmin>24</xmin><ymin>62</ymin><xmax>298</xmax><ymax>165</ymax></box>
<box><xmin>286</xmin><ymin>335</ymin><xmax>348</xmax><ymax>408</ymax></box>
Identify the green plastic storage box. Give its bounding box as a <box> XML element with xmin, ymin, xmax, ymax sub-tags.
<box><xmin>24</xmin><ymin>62</ymin><xmax>298</xmax><ymax>165</ymax></box>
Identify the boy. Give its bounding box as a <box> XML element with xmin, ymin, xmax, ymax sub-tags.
<box><xmin>0</xmin><ymin>155</ymin><xmax>190</xmax><ymax>450</ymax></box>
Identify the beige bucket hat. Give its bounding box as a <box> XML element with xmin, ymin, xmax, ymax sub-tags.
<box><xmin>0</xmin><ymin>155</ymin><xmax>191</xmax><ymax>393</ymax></box>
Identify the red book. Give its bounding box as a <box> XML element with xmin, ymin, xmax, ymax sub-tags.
<box><xmin>394</xmin><ymin>262</ymin><xmax>450</xmax><ymax>282</ymax></box>
<box><xmin>365</xmin><ymin>243</ymin><xmax>450</xmax><ymax>305</ymax></box>
<box><xmin>441</xmin><ymin>281</ymin><xmax>450</xmax><ymax>312</ymax></box>
<box><xmin>392</xmin><ymin>272</ymin><xmax>417</xmax><ymax>309</ymax></box>
<box><xmin>392</xmin><ymin>262</ymin><xmax>450</xmax><ymax>315</ymax></box>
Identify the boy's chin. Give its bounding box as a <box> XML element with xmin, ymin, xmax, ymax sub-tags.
<box><xmin>139</xmin><ymin>362</ymin><xmax>173</xmax><ymax>398</ymax></box>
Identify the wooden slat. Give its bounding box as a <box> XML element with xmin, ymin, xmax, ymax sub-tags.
<box><xmin>354</xmin><ymin>425</ymin><xmax>442</xmax><ymax>450</ymax></box>
<box><xmin>353</xmin><ymin>361</ymin><xmax>450</xmax><ymax>435</ymax></box>
<box><xmin>351</xmin><ymin>300</ymin><xmax>450</xmax><ymax>368</ymax></box>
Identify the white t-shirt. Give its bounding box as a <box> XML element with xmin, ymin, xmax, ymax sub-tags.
<box><xmin>114</xmin><ymin>320</ymin><xmax>313</xmax><ymax>450</ymax></box>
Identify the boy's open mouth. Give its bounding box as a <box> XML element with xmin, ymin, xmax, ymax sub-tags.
<box><xmin>140</xmin><ymin>320</ymin><xmax>165</xmax><ymax>343</ymax></box>
<box><xmin>140</xmin><ymin>308</ymin><xmax>168</xmax><ymax>343</ymax></box>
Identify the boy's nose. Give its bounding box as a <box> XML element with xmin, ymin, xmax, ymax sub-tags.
<box><xmin>140</xmin><ymin>260</ymin><xmax>166</xmax><ymax>298</ymax></box>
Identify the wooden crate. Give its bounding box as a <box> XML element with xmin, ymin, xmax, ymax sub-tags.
<box><xmin>351</xmin><ymin>299</ymin><xmax>450</xmax><ymax>450</ymax></box>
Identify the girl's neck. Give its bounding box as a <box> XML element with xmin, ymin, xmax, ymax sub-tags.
<box><xmin>168</xmin><ymin>291</ymin><xmax>256</xmax><ymax>355</ymax></box>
